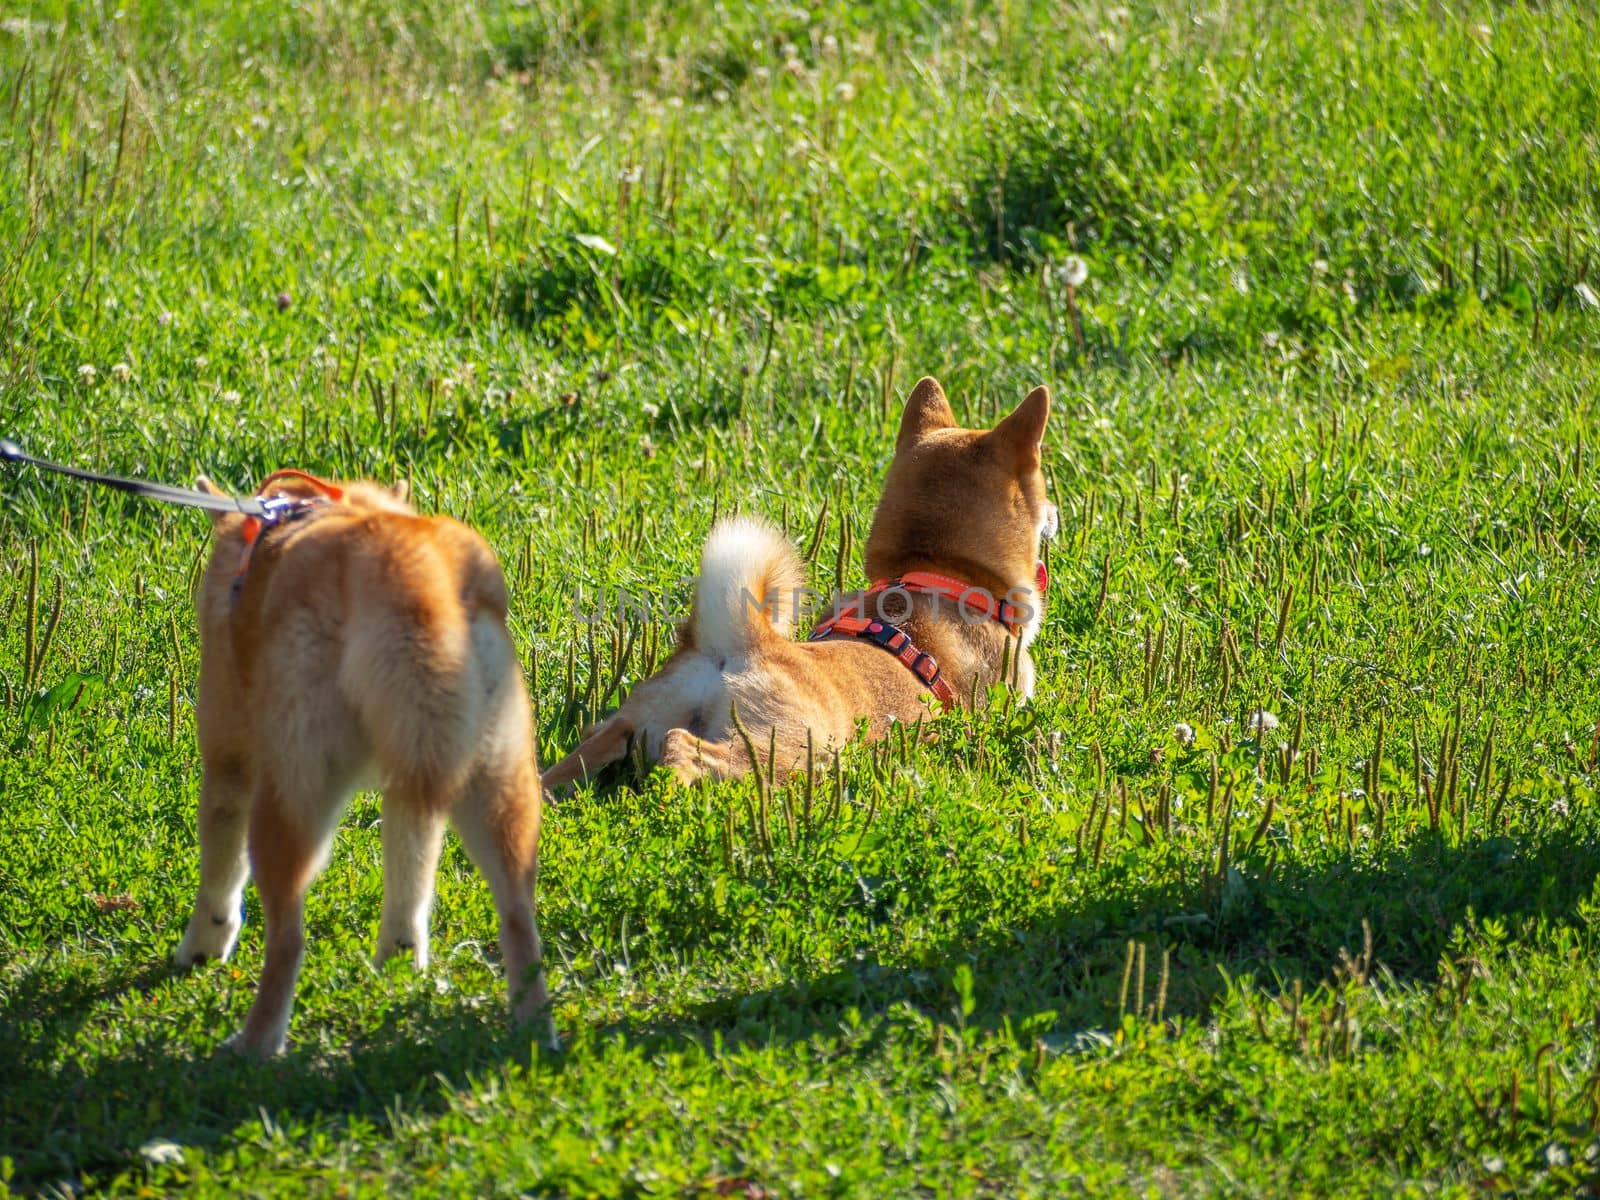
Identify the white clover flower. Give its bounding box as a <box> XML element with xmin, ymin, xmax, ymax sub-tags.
<box><xmin>712</xmin><ymin>88</ymin><xmax>730</xmax><ymax>104</ymax></box>
<box><xmin>157</xmin><ymin>310</ymin><xmax>174</xmax><ymax>327</ymax></box>
<box><xmin>1057</xmin><ymin>255</ymin><xmax>1089</xmax><ymax>287</ymax></box>
<box><xmin>1172</xmin><ymin>552</ymin><xmax>1190</xmax><ymax>571</ymax></box>
<box><xmin>221</xmin><ymin>389</ymin><xmax>241</xmax><ymax>403</ymax></box>
<box><xmin>641</xmin><ymin>400</ymin><xmax>661</xmax><ymax>418</ymax></box>
<box><xmin>250</xmin><ymin>113</ymin><xmax>270</xmax><ymax>130</ymax></box>
<box><xmin>821</xmin><ymin>34</ymin><xmax>839</xmax><ymax>55</ymax></box>
<box><xmin>1311</xmin><ymin>259</ymin><xmax>1330</xmax><ymax>277</ymax></box>
<box><xmin>194</xmin><ymin>356</ymin><xmax>208</xmax><ymax>369</ymax></box>
<box><xmin>1174</xmin><ymin>722</ymin><xmax>1196</xmax><ymax>746</ymax></box>
<box><xmin>832</xmin><ymin>81</ymin><xmax>855</xmax><ymax>103</ymax></box>
<box><xmin>783</xmin><ymin>57</ymin><xmax>807</xmax><ymax>78</ymax></box>
<box><xmin>77</xmin><ymin>363</ymin><xmax>97</xmax><ymax>382</ymax></box>
<box><xmin>752</xmin><ymin>66</ymin><xmax>771</xmax><ymax>83</ymax></box>
<box><xmin>1247</xmin><ymin>710</ymin><xmax>1280</xmax><ymax>735</ymax></box>
<box><xmin>110</xmin><ymin>362</ymin><xmax>131</xmax><ymax>381</ymax></box>
<box><xmin>780</xmin><ymin>41</ymin><xmax>799</xmax><ymax>60</ymax></box>
<box><xmin>1107</xmin><ymin>6</ymin><xmax>1130</xmax><ymax>23</ymax></box>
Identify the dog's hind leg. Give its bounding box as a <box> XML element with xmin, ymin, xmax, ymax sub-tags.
<box><xmin>176</xmin><ymin>752</ymin><xmax>253</xmax><ymax>966</ymax></box>
<box><xmin>374</xmin><ymin>793</ymin><xmax>447</xmax><ymax>969</ymax></box>
<box><xmin>450</xmin><ymin>757</ymin><xmax>552</xmax><ymax>1047</ymax></box>
<box><xmin>540</xmin><ymin>713</ymin><xmax>635</xmax><ymax>790</ymax></box>
<box><xmin>231</xmin><ymin>777</ymin><xmax>340</xmax><ymax>1058</ymax></box>
<box><xmin>659</xmin><ymin>728</ymin><xmax>743</xmax><ymax>783</ymax></box>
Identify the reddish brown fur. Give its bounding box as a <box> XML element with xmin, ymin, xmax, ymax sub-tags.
<box><xmin>176</xmin><ymin>474</ymin><xmax>550</xmax><ymax>1057</ymax></box>
<box><xmin>543</xmin><ymin>377</ymin><xmax>1055</xmax><ymax>788</ymax></box>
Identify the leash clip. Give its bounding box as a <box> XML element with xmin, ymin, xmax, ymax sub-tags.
<box><xmin>255</xmin><ymin>493</ymin><xmax>307</xmax><ymax>523</ymax></box>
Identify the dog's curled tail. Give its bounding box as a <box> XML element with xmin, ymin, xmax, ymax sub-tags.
<box><xmin>692</xmin><ymin>517</ymin><xmax>806</xmax><ymax>658</ymax></box>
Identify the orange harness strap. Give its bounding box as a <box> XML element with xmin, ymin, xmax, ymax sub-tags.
<box><xmin>233</xmin><ymin>469</ymin><xmax>345</xmax><ymax>587</ymax></box>
<box><xmin>809</xmin><ymin>609</ymin><xmax>957</xmax><ymax>709</ymax></box>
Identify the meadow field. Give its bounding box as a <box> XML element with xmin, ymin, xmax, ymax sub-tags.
<box><xmin>2</xmin><ymin>0</ymin><xmax>1599</xmax><ymax>1194</ymax></box>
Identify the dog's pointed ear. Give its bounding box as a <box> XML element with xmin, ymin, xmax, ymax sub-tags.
<box><xmin>196</xmin><ymin>475</ymin><xmax>234</xmax><ymax>528</ymax></box>
<box><xmin>991</xmin><ymin>385</ymin><xmax>1050</xmax><ymax>463</ymax></box>
<box><xmin>896</xmin><ymin>376</ymin><xmax>957</xmax><ymax>451</ymax></box>
<box><xmin>391</xmin><ymin>479</ymin><xmax>410</xmax><ymax>503</ymax></box>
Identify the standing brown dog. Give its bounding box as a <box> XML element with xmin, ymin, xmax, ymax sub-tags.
<box><xmin>542</xmin><ymin>376</ymin><xmax>1055</xmax><ymax>788</ymax></box>
<box><xmin>175</xmin><ymin>471</ymin><xmax>549</xmax><ymax>1057</ymax></box>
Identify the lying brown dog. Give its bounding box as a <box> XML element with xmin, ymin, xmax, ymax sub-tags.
<box><xmin>543</xmin><ymin>376</ymin><xmax>1055</xmax><ymax>787</ymax></box>
<box><xmin>174</xmin><ymin>471</ymin><xmax>549</xmax><ymax>1056</ymax></box>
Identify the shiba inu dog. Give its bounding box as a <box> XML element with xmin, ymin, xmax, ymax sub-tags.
<box><xmin>174</xmin><ymin>471</ymin><xmax>549</xmax><ymax>1057</ymax></box>
<box><xmin>543</xmin><ymin>376</ymin><xmax>1055</xmax><ymax>788</ymax></box>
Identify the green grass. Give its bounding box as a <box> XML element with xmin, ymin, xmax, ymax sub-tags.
<box><xmin>2</xmin><ymin>0</ymin><xmax>1600</xmax><ymax>1194</ymax></box>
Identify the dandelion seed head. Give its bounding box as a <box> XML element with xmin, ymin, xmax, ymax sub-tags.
<box><xmin>1174</xmin><ymin>722</ymin><xmax>1196</xmax><ymax>746</ymax></box>
<box><xmin>1247</xmin><ymin>710</ymin><xmax>1280</xmax><ymax>735</ymax></box>
<box><xmin>1057</xmin><ymin>255</ymin><xmax>1089</xmax><ymax>287</ymax></box>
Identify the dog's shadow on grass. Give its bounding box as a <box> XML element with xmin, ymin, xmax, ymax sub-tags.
<box><xmin>0</xmin><ymin>960</ymin><xmax>560</xmax><ymax>1188</ymax></box>
<box><xmin>6</xmin><ymin>823</ymin><xmax>1598</xmax><ymax>1188</ymax></box>
<box><xmin>610</xmin><ymin>821</ymin><xmax>1600</xmax><ymax>1053</ymax></box>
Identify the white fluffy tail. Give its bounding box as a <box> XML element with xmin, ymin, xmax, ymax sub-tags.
<box><xmin>691</xmin><ymin>517</ymin><xmax>806</xmax><ymax>659</ymax></box>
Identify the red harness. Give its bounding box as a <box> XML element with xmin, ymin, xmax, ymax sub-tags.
<box><xmin>808</xmin><ymin>564</ymin><xmax>1048</xmax><ymax>709</ymax></box>
<box><xmin>233</xmin><ymin>469</ymin><xmax>345</xmax><ymax>586</ymax></box>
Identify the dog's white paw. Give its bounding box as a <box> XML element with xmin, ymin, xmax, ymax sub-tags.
<box><xmin>175</xmin><ymin>908</ymin><xmax>242</xmax><ymax>966</ymax></box>
<box><xmin>223</xmin><ymin>1026</ymin><xmax>287</xmax><ymax>1060</ymax></box>
<box><xmin>373</xmin><ymin>931</ymin><xmax>430</xmax><ymax>970</ymax></box>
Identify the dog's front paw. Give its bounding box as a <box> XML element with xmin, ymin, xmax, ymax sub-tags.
<box><xmin>175</xmin><ymin>905</ymin><xmax>243</xmax><ymax>967</ymax></box>
<box><xmin>222</xmin><ymin>1027</ymin><xmax>287</xmax><ymax>1060</ymax></box>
